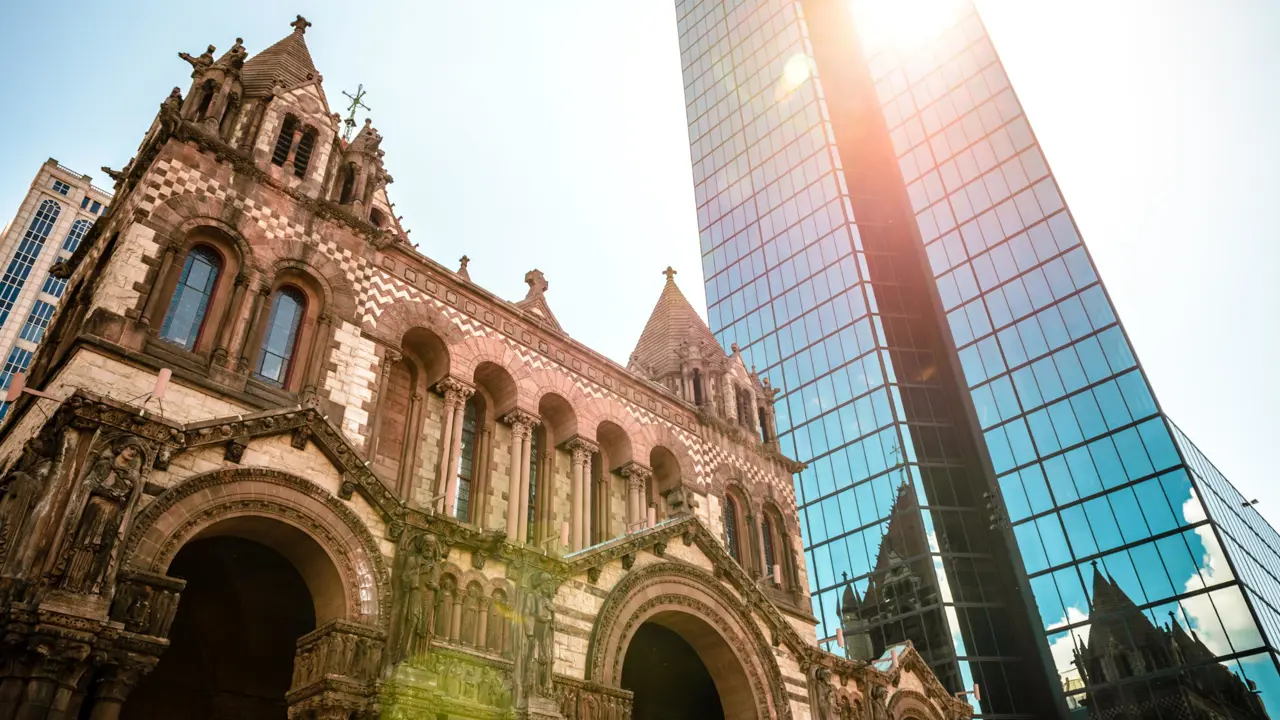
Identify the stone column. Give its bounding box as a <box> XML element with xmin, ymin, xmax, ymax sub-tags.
<box><xmin>368</xmin><ymin>349</ymin><xmax>401</xmax><ymax>460</ymax></box>
<box><xmin>618</xmin><ymin>462</ymin><xmax>652</xmax><ymax>532</ymax></box>
<box><xmin>437</xmin><ymin>379</ymin><xmax>474</xmax><ymax>516</ymax></box>
<box><xmin>449</xmin><ymin>594</ymin><xmax>463</xmax><ymax>642</ymax></box>
<box><xmin>477</xmin><ymin>598</ymin><xmax>491</xmax><ymax>652</ymax></box>
<box><xmin>401</xmin><ymin>391</ymin><xmax>425</xmax><ymax>498</ymax></box>
<box><xmin>87</xmin><ymin>659</ymin><xmax>152</xmax><ymax>720</ymax></box>
<box><xmin>139</xmin><ymin>244</ymin><xmax>177</xmax><ymax>328</ymax></box>
<box><xmin>211</xmin><ymin>273</ymin><xmax>248</xmax><ymax>367</ymax></box>
<box><xmin>301</xmin><ymin>313</ymin><xmax>334</xmax><ymax>400</ymax></box>
<box><xmin>236</xmin><ymin>283</ymin><xmax>271</xmax><ymax>374</ymax></box>
<box><xmin>501</xmin><ymin>411</ymin><xmax>538</xmax><ymax>543</ymax></box>
<box><xmin>282</xmin><ymin>126</ymin><xmax>304</xmax><ymax>173</ymax></box>
<box><xmin>564</xmin><ymin>437</ymin><xmax>597</xmax><ymax>551</ymax></box>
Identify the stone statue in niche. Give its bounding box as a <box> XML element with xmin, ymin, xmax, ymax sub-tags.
<box><xmin>870</xmin><ymin>684</ymin><xmax>891</xmax><ymax>720</ymax></box>
<box><xmin>0</xmin><ymin>435</ymin><xmax>57</xmax><ymax>563</ymax></box>
<box><xmin>60</xmin><ymin>439</ymin><xmax>145</xmax><ymax>594</ymax></box>
<box><xmin>516</xmin><ymin>570</ymin><xmax>557</xmax><ymax>702</ymax></box>
<box><xmin>394</xmin><ymin>533</ymin><xmax>441</xmax><ymax>665</ymax></box>
<box><xmin>812</xmin><ymin>666</ymin><xmax>838</xmax><ymax>720</ymax></box>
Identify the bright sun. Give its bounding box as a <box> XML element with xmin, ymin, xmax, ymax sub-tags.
<box><xmin>850</xmin><ymin>0</ymin><xmax>970</xmax><ymax>57</ymax></box>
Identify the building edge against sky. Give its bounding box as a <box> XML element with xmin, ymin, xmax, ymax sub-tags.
<box><xmin>0</xmin><ymin>160</ymin><xmax>110</xmax><ymax>420</ymax></box>
<box><xmin>675</xmin><ymin>0</ymin><xmax>1280</xmax><ymax>717</ymax></box>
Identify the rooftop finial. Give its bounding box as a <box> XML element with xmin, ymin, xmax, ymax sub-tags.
<box><xmin>290</xmin><ymin>14</ymin><xmax>312</xmax><ymax>34</ymax></box>
<box><xmin>457</xmin><ymin>255</ymin><xmax>471</xmax><ymax>280</ymax></box>
<box><xmin>663</xmin><ymin>266</ymin><xmax>677</xmax><ymax>283</ymax></box>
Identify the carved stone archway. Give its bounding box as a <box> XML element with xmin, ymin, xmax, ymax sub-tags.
<box><xmin>120</xmin><ymin>468</ymin><xmax>390</xmax><ymax>718</ymax></box>
<box><xmin>888</xmin><ymin>688</ymin><xmax>946</xmax><ymax>720</ymax></box>
<box><xmin>587</xmin><ymin>562</ymin><xmax>790</xmax><ymax>719</ymax></box>
<box><xmin>122</xmin><ymin>467</ymin><xmax>391</xmax><ymax>628</ymax></box>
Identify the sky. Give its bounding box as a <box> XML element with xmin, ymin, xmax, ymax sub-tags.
<box><xmin>0</xmin><ymin>2</ymin><xmax>1277</xmax><ymax>524</ymax></box>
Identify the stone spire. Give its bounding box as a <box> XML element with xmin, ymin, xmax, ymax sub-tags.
<box><xmin>240</xmin><ymin>15</ymin><xmax>322</xmax><ymax>97</ymax></box>
<box><xmin>628</xmin><ymin>266</ymin><xmax>723</xmax><ymax>380</ymax></box>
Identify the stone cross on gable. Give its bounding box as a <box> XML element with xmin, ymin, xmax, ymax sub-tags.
<box><xmin>291</xmin><ymin>14</ymin><xmax>312</xmax><ymax>34</ymax></box>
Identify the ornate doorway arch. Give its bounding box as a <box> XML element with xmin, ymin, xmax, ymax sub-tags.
<box><xmin>587</xmin><ymin>562</ymin><xmax>789</xmax><ymax>720</ymax></box>
<box><xmin>118</xmin><ymin>468</ymin><xmax>391</xmax><ymax>718</ymax></box>
<box><xmin>121</xmin><ymin>467</ymin><xmax>390</xmax><ymax>627</ymax></box>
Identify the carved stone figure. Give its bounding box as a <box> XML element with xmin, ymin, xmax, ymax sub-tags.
<box><xmin>395</xmin><ymin>534</ymin><xmax>441</xmax><ymax>665</ymax></box>
<box><xmin>60</xmin><ymin>440</ymin><xmax>144</xmax><ymax>594</ymax></box>
<box><xmin>870</xmin><ymin>684</ymin><xmax>891</xmax><ymax>720</ymax></box>
<box><xmin>813</xmin><ymin>666</ymin><xmax>838</xmax><ymax>720</ymax></box>
<box><xmin>0</xmin><ymin>437</ymin><xmax>55</xmax><ymax>562</ymax></box>
<box><xmin>516</xmin><ymin>571</ymin><xmax>557</xmax><ymax>703</ymax></box>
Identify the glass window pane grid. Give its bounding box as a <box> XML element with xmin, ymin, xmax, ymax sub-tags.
<box><xmin>0</xmin><ymin>199</ymin><xmax>60</xmax><ymax>328</ymax></box>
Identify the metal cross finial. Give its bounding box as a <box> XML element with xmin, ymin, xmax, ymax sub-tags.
<box><xmin>341</xmin><ymin>84</ymin><xmax>372</xmax><ymax>142</ymax></box>
<box><xmin>663</xmin><ymin>266</ymin><xmax>677</xmax><ymax>282</ymax></box>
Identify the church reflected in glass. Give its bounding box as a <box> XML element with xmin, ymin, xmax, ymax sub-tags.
<box><xmin>673</xmin><ymin>0</ymin><xmax>1280</xmax><ymax>716</ymax></box>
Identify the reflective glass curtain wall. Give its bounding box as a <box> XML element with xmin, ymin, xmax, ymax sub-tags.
<box><xmin>678</xmin><ymin>0</ymin><xmax>1280</xmax><ymax>717</ymax></box>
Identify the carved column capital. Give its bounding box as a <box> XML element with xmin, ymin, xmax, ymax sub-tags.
<box><xmin>618</xmin><ymin>461</ymin><xmax>652</xmax><ymax>485</ymax></box>
<box><xmin>501</xmin><ymin>409</ymin><xmax>540</xmax><ymax>438</ymax></box>
<box><xmin>233</xmin><ymin>272</ymin><xmax>250</xmax><ymax>288</ymax></box>
<box><xmin>382</xmin><ymin>348</ymin><xmax>403</xmax><ymax>367</ymax></box>
<box><xmin>563</xmin><ymin>436</ymin><xmax>598</xmax><ymax>465</ymax></box>
<box><xmin>436</xmin><ymin>376</ymin><xmax>475</xmax><ymax>408</ymax></box>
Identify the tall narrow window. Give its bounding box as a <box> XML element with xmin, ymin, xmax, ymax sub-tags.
<box><xmin>692</xmin><ymin>368</ymin><xmax>704</xmax><ymax>405</ymax></box>
<box><xmin>0</xmin><ymin>199</ymin><xmax>60</xmax><ymax>328</ymax></box>
<box><xmin>761</xmin><ymin>513</ymin><xmax>776</xmax><ymax>576</ymax></box>
<box><xmin>159</xmin><ymin>246</ymin><xmax>221</xmax><ymax>351</ymax></box>
<box><xmin>527</xmin><ymin>427</ymin><xmax>541</xmax><ymax>543</ymax></box>
<box><xmin>590</xmin><ymin>452</ymin><xmax>603</xmax><ymax>545</ymax></box>
<box><xmin>338</xmin><ymin>165</ymin><xmax>356</xmax><ymax>204</ymax></box>
<box><xmin>271</xmin><ymin>115</ymin><xmax>298</xmax><ymax>166</ymax></box>
<box><xmin>758</xmin><ymin>407</ymin><xmax>771</xmax><ymax>442</ymax></box>
<box><xmin>62</xmin><ymin>219</ymin><xmax>91</xmax><ymax>253</ymax></box>
<box><xmin>293</xmin><ymin>128</ymin><xmax>317</xmax><ymax>177</ymax></box>
<box><xmin>195</xmin><ymin>80</ymin><xmax>216</xmax><ymax>121</ymax></box>
<box><xmin>219</xmin><ymin>94</ymin><xmax>240</xmax><ymax>138</ymax></box>
<box><xmin>254</xmin><ymin>287</ymin><xmax>305</xmax><ymax>385</ymax></box>
<box><xmin>724</xmin><ymin>495</ymin><xmax>740</xmax><ymax>561</ymax></box>
<box><xmin>456</xmin><ymin>400</ymin><xmax>478</xmax><ymax>521</ymax></box>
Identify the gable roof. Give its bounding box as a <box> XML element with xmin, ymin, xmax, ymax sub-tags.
<box><xmin>241</xmin><ymin>18</ymin><xmax>321</xmax><ymax>98</ymax></box>
<box><xmin>629</xmin><ymin>267</ymin><xmax>723</xmax><ymax>378</ymax></box>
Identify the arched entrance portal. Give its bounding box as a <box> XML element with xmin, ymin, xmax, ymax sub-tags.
<box><xmin>621</xmin><ymin>621</ymin><xmax>724</xmax><ymax>720</ymax></box>
<box><xmin>123</xmin><ymin>535</ymin><xmax>314</xmax><ymax>719</ymax></box>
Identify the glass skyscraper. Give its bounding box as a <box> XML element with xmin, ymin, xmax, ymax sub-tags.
<box><xmin>675</xmin><ymin>0</ymin><xmax>1280</xmax><ymax>717</ymax></box>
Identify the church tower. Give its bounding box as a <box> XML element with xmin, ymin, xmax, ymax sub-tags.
<box><xmin>0</xmin><ymin>17</ymin><xmax>976</xmax><ymax>720</ymax></box>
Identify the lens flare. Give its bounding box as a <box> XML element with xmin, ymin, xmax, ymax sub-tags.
<box><xmin>782</xmin><ymin>53</ymin><xmax>812</xmax><ymax>92</ymax></box>
<box><xmin>850</xmin><ymin>0</ymin><xmax>969</xmax><ymax>57</ymax></box>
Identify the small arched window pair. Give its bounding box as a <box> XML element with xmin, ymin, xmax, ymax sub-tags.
<box><xmin>271</xmin><ymin>115</ymin><xmax>317</xmax><ymax>178</ymax></box>
<box><xmin>160</xmin><ymin>248</ymin><xmax>307</xmax><ymax>387</ymax></box>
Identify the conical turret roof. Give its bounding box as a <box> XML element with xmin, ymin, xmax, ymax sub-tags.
<box><xmin>629</xmin><ymin>267</ymin><xmax>723</xmax><ymax>379</ymax></box>
<box><xmin>241</xmin><ymin>15</ymin><xmax>320</xmax><ymax>97</ymax></box>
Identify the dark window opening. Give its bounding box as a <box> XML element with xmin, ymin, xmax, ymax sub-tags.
<box><xmin>271</xmin><ymin>115</ymin><xmax>298</xmax><ymax>166</ymax></box>
<box><xmin>195</xmin><ymin>80</ymin><xmax>216</xmax><ymax>121</ymax></box>
<box><xmin>292</xmin><ymin>129</ymin><xmax>316</xmax><ymax>177</ymax></box>
<box><xmin>692</xmin><ymin>368</ymin><xmax>704</xmax><ymax>406</ymax></box>
<box><xmin>338</xmin><ymin>165</ymin><xmax>356</xmax><ymax>204</ymax></box>
<box><xmin>456</xmin><ymin>400</ymin><xmax>478</xmax><ymax>521</ymax></box>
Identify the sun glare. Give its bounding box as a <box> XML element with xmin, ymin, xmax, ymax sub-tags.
<box><xmin>851</xmin><ymin>0</ymin><xmax>969</xmax><ymax>57</ymax></box>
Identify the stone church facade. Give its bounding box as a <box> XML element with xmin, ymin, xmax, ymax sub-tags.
<box><xmin>0</xmin><ymin>17</ymin><xmax>972</xmax><ymax>720</ymax></box>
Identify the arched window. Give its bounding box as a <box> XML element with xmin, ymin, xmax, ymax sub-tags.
<box><xmin>370</xmin><ymin>207</ymin><xmax>387</xmax><ymax>228</ymax></box>
<box><xmin>338</xmin><ymin>164</ymin><xmax>356</xmax><ymax>204</ymax></box>
<box><xmin>62</xmin><ymin>219</ymin><xmax>92</xmax><ymax>253</ymax></box>
<box><xmin>195</xmin><ymin>80</ymin><xmax>216</xmax><ymax>121</ymax></box>
<box><xmin>0</xmin><ymin>199</ymin><xmax>60</xmax><ymax>327</ymax></box>
<box><xmin>527</xmin><ymin>426</ymin><xmax>541</xmax><ymax>543</ymax></box>
<box><xmin>254</xmin><ymin>287</ymin><xmax>305</xmax><ymax>385</ymax></box>
<box><xmin>219</xmin><ymin>93</ymin><xmax>240</xmax><ymax>138</ymax></box>
<box><xmin>271</xmin><ymin>115</ymin><xmax>298</xmax><ymax>166</ymax></box>
<box><xmin>692</xmin><ymin>368</ymin><xmax>704</xmax><ymax>406</ymax></box>
<box><xmin>293</xmin><ymin>128</ymin><xmax>317</xmax><ymax>177</ymax></box>
<box><xmin>159</xmin><ymin>246</ymin><xmax>221</xmax><ymax>351</ymax></box>
<box><xmin>723</xmin><ymin>494</ymin><xmax>740</xmax><ymax>562</ymax></box>
<box><xmin>761</xmin><ymin>513</ymin><xmax>776</xmax><ymax>573</ymax></box>
<box><xmin>455</xmin><ymin>398</ymin><xmax>479</xmax><ymax>521</ymax></box>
